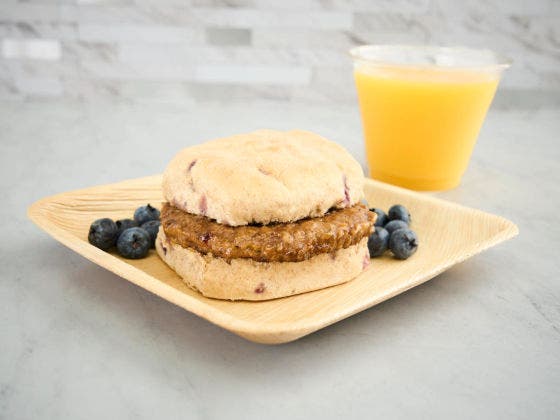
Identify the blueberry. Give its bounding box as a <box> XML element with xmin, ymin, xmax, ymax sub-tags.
<box><xmin>367</xmin><ymin>227</ymin><xmax>390</xmax><ymax>257</ymax></box>
<box><xmin>369</xmin><ymin>208</ymin><xmax>388</xmax><ymax>227</ymax></box>
<box><xmin>116</xmin><ymin>218</ymin><xmax>138</xmax><ymax>238</ymax></box>
<box><xmin>141</xmin><ymin>220</ymin><xmax>161</xmax><ymax>248</ymax></box>
<box><xmin>388</xmin><ymin>204</ymin><xmax>411</xmax><ymax>224</ymax></box>
<box><xmin>116</xmin><ymin>227</ymin><xmax>151</xmax><ymax>259</ymax></box>
<box><xmin>133</xmin><ymin>204</ymin><xmax>160</xmax><ymax>225</ymax></box>
<box><xmin>389</xmin><ymin>229</ymin><xmax>418</xmax><ymax>260</ymax></box>
<box><xmin>88</xmin><ymin>218</ymin><xmax>118</xmax><ymax>250</ymax></box>
<box><xmin>384</xmin><ymin>220</ymin><xmax>409</xmax><ymax>235</ymax></box>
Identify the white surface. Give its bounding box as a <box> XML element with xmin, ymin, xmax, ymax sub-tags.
<box><xmin>1</xmin><ymin>98</ymin><xmax>559</xmax><ymax>419</ymax></box>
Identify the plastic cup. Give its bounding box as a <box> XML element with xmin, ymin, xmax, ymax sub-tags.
<box><xmin>351</xmin><ymin>45</ymin><xmax>510</xmax><ymax>191</ymax></box>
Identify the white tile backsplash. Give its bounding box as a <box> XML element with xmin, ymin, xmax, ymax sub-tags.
<box><xmin>14</xmin><ymin>76</ymin><xmax>63</xmax><ymax>96</ymax></box>
<box><xmin>81</xmin><ymin>58</ymin><xmax>196</xmax><ymax>80</ymax></box>
<box><xmin>191</xmin><ymin>8</ymin><xmax>353</xmax><ymax>30</ymax></box>
<box><xmin>205</xmin><ymin>27</ymin><xmax>251</xmax><ymax>46</ymax></box>
<box><xmin>252</xmin><ymin>28</ymin><xmax>354</xmax><ymax>49</ymax></box>
<box><xmin>0</xmin><ymin>3</ymin><xmax>65</xmax><ymax>21</ymax></box>
<box><xmin>0</xmin><ymin>22</ymin><xmax>77</xmax><ymax>40</ymax></box>
<box><xmin>78</xmin><ymin>24</ymin><xmax>203</xmax><ymax>43</ymax></box>
<box><xmin>194</xmin><ymin>65</ymin><xmax>312</xmax><ymax>84</ymax></box>
<box><xmin>75</xmin><ymin>0</ymin><xmax>134</xmax><ymax>5</ymax></box>
<box><xmin>0</xmin><ymin>0</ymin><xmax>558</xmax><ymax>106</ymax></box>
<box><xmin>430</xmin><ymin>0</ymin><xmax>554</xmax><ymax>16</ymax></box>
<box><xmin>62</xmin><ymin>40</ymin><xmax>117</xmax><ymax>62</ymax></box>
<box><xmin>2</xmin><ymin>39</ymin><xmax>62</xmax><ymax>61</ymax></box>
<box><xmin>192</xmin><ymin>0</ymin><xmax>431</xmax><ymax>13</ymax></box>
<box><xmin>118</xmin><ymin>44</ymin><xmax>346</xmax><ymax>67</ymax></box>
<box><xmin>60</xmin><ymin>5</ymin><xmax>128</xmax><ymax>24</ymax></box>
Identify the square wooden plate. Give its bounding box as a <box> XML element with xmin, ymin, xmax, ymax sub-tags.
<box><xmin>28</xmin><ymin>175</ymin><xmax>517</xmax><ymax>344</ymax></box>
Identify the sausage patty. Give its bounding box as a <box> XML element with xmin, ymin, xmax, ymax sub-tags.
<box><xmin>161</xmin><ymin>203</ymin><xmax>375</xmax><ymax>263</ymax></box>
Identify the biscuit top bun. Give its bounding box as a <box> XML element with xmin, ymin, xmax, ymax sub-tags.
<box><xmin>162</xmin><ymin>129</ymin><xmax>365</xmax><ymax>226</ymax></box>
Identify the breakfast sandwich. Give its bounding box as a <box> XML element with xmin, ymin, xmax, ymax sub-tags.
<box><xmin>156</xmin><ymin>129</ymin><xmax>375</xmax><ymax>300</ymax></box>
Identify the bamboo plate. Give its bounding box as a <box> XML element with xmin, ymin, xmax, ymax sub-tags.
<box><xmin>28</xmin><ymin>175</ymin><xmax>517</xmax><ymax>344</ymax></box>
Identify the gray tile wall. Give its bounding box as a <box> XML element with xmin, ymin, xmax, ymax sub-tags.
<box><xmin>1</xmin><ymin>0</ymin><xmax>559</xmax><ymax>106</ymax></box>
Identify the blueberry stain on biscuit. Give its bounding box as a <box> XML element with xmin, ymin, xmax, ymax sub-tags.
<box><xmin>343</xmin><ymin>174</ymin><xmax>350</xmax><ymax>206</ymax></box>
<box><xmin>199</xmin><ymin>195</ymin><xmax>207</xmax><ymax>215</ymax></box>
<box><xmin>159</xmin><ymin>239</ymin><xmax>167</xmax><ymax>256</ymax></box>
<box><xmin>362</xmin><ymin>253</ymin><xmax>370</xmax><ymax>269</ymax></box>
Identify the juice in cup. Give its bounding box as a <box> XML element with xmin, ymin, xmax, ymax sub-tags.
<box><xmin>351</xmin><ymin>45</ymin><xmax>510</xmax><ymax>191</ymax></box>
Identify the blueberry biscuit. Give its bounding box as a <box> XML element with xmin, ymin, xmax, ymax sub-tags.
<box><xmin>157</xmin><ymin>130</ymin><xmax>376</xmax><ymax>301</ymax></box>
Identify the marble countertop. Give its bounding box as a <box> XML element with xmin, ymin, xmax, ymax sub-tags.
<box><xmin>1</xmin><ymin>98</ymin><xmax>559</xmax><ymax>419</ymax></box>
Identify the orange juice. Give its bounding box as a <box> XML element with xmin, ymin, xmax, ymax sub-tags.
<box><xmin>352</xmin><ymin>46</ymin><xmax>508</xmax><ymax>191</ymax></box>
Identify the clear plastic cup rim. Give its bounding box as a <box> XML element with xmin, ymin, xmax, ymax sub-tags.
<box><xmin>350</xmin><ymin>45</ymin><xmax>511</xmax><ymax>73</ymax></box>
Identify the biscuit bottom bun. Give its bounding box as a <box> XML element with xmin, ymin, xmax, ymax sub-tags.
<box><xmin>157</xmin><ymin>230</ymin><xmax>370</xmax><ymax>301</ymax></box>
<box><xmin>157</xmin><ymin>129</ymin><xmax>376</xmax><ymax>301</ymax></box>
